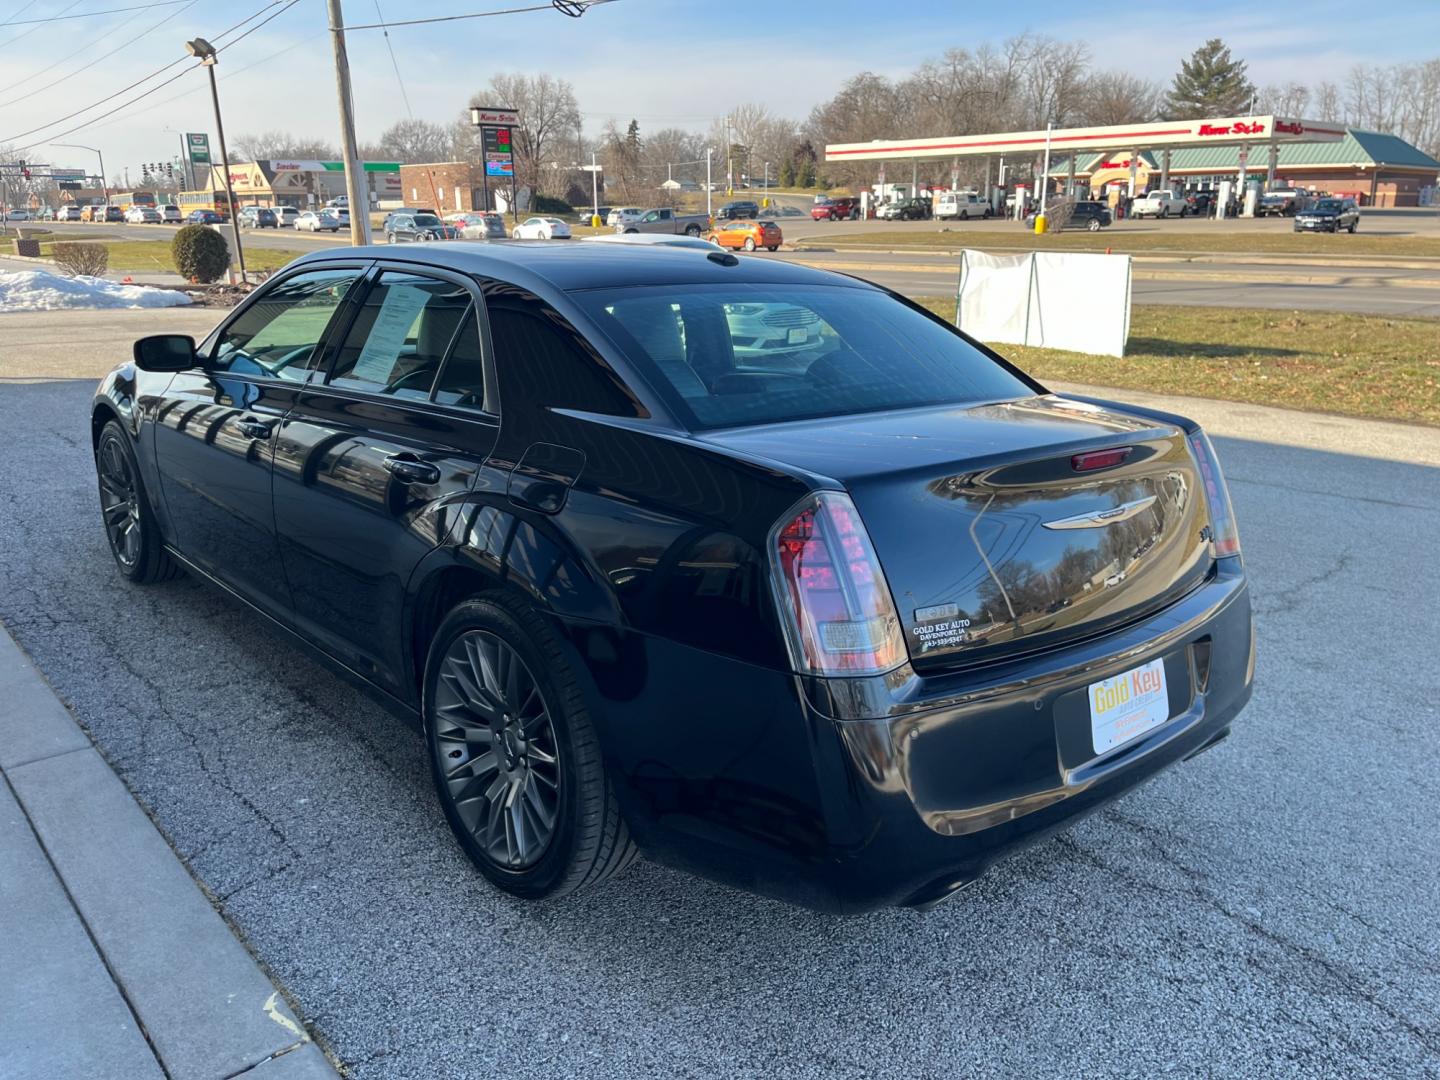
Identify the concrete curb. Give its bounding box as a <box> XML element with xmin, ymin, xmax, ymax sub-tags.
<box><xmin>0</xmin><ymin>625</ymin><xmax>342</xmax><ymax>1080</ymax></box>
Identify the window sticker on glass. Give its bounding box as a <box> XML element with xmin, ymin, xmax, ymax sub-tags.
<box><xmin>351</xmin><ymin>285</ymin><xmax>431</xmax><ymax>384</ymax></box>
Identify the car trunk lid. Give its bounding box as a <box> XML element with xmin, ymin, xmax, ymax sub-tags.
<box><xmin>705</xmin><ymin>395</ymin><xmax>1212</xmax><ymax>670</ymax></box>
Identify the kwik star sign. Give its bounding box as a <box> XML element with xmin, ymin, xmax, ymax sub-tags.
<box><xmin>825</xmin><ymin>115</ymin><xmax>1346</xmax><ymax>163</ymax></box>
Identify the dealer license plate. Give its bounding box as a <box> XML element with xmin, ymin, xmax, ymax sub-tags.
<box><xmin>1088</xmin><ymin>658</ymin><xmax>1168</xmax><ymax>755</ymax></box>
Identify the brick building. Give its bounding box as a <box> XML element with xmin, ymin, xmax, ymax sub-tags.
<box><xmin>399</xmin><ymin>161</ymin><xmax>493</xmax><ymax>213</ymax></box>
<box><xmin>1052</xmin><ymin>128</ymin><xmax>1439</xmax><ymax>206</ymax></box>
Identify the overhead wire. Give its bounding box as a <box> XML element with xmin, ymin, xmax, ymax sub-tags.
<box><xmin>0</xmin><ymin>0</ymin><xmax>193</xmax><ymax>25</ymax></box>
<box><xmin>341</xmin><ymin>0</ymin><xmax>617</xmax><ymax>31</ymax></box>
<box><xmin>0</xmin><ymin>0</ymin><xmax>205</xmax><ymax>107</ymax></box>
<box><xmin>0</xmin><ymin>0</ymin><xmax>86</xmax><ymax>51</ymax></box>
<box><xmin>6</xmin><ymin>0</ymin><xmax>300</xmax><ymax>153</ymax></box>
<box><xmin>1</xmin><ymin>0</ymin><xmax>290</xmax><ymax>147</ymax></box>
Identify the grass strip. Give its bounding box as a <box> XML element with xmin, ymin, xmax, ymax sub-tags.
<box><xmin>916</xmin><ymin>297</ymin><xmax>1440</xmax><ymax>426</ymax></box>
<box><xmin>822</xmin><ymin>229</ymin><xmax>1440</xmax><ymax>259</ymax></box>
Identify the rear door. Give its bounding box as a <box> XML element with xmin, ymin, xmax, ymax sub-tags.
<box><xmin>272</xmin><ymin>264</ymin><xmax>498</xmax><ymax>697</ymax></box>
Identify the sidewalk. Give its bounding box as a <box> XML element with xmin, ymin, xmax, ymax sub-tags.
<box><xmin>0</xmin><ymin>626</ymin><xmax>339</xmax><ymax>1080</ymax></box>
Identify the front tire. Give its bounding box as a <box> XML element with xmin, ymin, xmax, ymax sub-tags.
<box><xmin>95</xmin><ymin>421</ymin><xmax>180</xmax><ymax>584</ymax></box>
<box><xmin>423</xmin><ymin>596</ymin><xmax>636</xmax><ymax>900</ymax></box>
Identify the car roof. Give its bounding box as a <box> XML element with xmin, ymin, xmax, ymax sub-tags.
<box><xmin>287</xmin><ymin>241</ymin><xmax>880</xmax><ymax>294</ymax></box>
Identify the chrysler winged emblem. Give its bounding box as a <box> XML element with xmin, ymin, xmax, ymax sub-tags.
<box><xmin>1042</xmin><ymin>495</ymin><xmax>1157</xmax><ymax>530</ymax></box>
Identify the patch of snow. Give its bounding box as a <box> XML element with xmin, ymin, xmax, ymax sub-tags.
<box><xmin>0</xmin><ymin>269</ymin><xmax>192</xmax><ymax>312</ymax></box>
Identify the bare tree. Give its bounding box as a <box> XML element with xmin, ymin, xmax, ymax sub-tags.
<box><xmin>230</xmin><ymin>131</ymin><xmax>339</xmax><ymax>162</ymax></box>
<box><xmin>470</xmin><ymin>72</ymin><xmax>581</xmax><ymax>198</ymax></box>
<box><xmin>1080</xmin><ymin>72</ymin><xmax>1164</xmax><ymax>125</ymax></box>
<box><xmin>377</xmin><ymin>119</ymin><xmax>452</xmax><ymax>164</ymax></box>
<box><xmin>1257</xmin><ymin>81</ymin><xmax>1310</xmax><ymax>117</ymax></box>
<box><xmin>1313</xmin><ymin>80</ymin><xmax>1341</xmax><ymax>121</ymax></box>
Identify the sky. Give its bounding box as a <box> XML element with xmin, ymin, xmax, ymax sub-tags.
<box><xmin>2</xmin><ymin>0</ymin><xmax>1439</xmax><ymax>177</ymax></box>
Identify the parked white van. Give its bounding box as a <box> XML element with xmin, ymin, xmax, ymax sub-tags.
<box><xmin>935</xmin><ymin>192</ymin><xmax>993</xmax><ymax>220</ymax></box>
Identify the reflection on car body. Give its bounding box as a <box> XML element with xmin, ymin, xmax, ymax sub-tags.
<box><xmin>92</xmin><ymin>243</ymin><xmax>1253</xmax><ymax>914</ymax></box>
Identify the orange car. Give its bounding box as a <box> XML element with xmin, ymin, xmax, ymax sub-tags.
<box><xmin>706</xmin><ymin>219</ymin><xmax>782</xmax><ymax>252</ymax></box>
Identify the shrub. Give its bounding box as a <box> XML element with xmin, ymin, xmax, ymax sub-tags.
<box><xmin>52</xmin><ymin>241</ymin><xmax>109</xmax><ymax>278</ymax></box>
<box><xmin>531</xmin><ymin>194</ymin><xmax>572</xmax><ymax>215</ymax></box>
<box><xmin>171</xmin><ymin>224</ymin><xmax>229</xmax><ymax>283</ymax></box>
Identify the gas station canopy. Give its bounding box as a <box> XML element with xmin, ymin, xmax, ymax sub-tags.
<box><xmin>825</xmin><ymin>115</ymin><xmax>1345</xmax><ymax>163</ymax></box>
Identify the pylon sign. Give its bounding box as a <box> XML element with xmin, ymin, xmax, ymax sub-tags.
<box><xmin>187</xmin><ymin>133</ymin><xmax>211</xmax><ymax>165</ymax></box>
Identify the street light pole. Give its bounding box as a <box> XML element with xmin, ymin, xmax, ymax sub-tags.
<box><xmin>185</xmin><ymin>38</ymin><xmax>248</xmax><ymax>283</ymax></box>
<box><xmin>706</xmin><ymin>148</ymin><xmax>712</xmax><ymax>218</ymax></box>
<box><xmin>50</xmin><ymin>142</ymin><xmax>107</xmax><ymax>206</ymax></box>
<box><xmin>325</xmin><ymin>0</ymin><xmax>372</xmax><ymax>246</ymax></box>
<box><xmin>591</xmin><ymin>150</ymin><xmax>598</xmax><ymax>222</ymax></box>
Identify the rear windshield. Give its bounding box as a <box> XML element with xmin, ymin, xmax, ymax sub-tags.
<box><xmin>572</xmin><ymin>284</ymin><xmax>1033</xmax><ymax>430</ymax></box>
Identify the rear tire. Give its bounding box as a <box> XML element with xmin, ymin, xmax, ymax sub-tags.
<box><xmin>685</xmin><ymin>224</ymin><xmax>701</xmax><ymax>236</ymax></box>
<box><xmin>423</xmin><ymin>596</ymin><xmax>636</xmax><ymax>900</ymax></box>
<box><xmin>767</xmin><ymin>245</ymin><xmax>778</xmax><ymax>252</ymax></box>
<box><xmin>1088</xmin><ymin>219</ymin><xmax>1102</xmax><ymax>232</ymax></box>
<box><xmin>95</xmin><ymin>421</ymin><xmax>181</xmax><ymax>585</ymax></box>
<box><xmin>743</xmin><ymin>237</ymin><xmax>756</xmax><ymax>251</ymax></box>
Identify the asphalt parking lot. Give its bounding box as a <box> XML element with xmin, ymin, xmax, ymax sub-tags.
<box><xmin>1</xmin><ymin>312</ymin><xmax>1438</xmax><ymax>1078</ymax></box>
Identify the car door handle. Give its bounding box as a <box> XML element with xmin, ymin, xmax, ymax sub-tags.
<box><xmin>382</xmin><ymin>454</ymin><xmax>441</xmax><ymax>485</ymax></box>
<box><xmin>235</xmin><ymin>417</ymin><xmax>274</xmax><ymax>440</ymax></box>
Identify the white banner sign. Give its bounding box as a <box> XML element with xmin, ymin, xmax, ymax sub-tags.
<box><xmin>955</xmin><ymin>250</ymin><xmax>1132</xmax><ymax>358</ymax></box>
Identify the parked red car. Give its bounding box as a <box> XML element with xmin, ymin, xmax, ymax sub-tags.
<box><xmin>811</xmin><ymin>197</ymin><xmax>859</xmax><ymax>221</ymax></box>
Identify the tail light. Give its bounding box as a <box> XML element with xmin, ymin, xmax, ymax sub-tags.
<box><xmin>1187</xmin><ymin>430</ymin><xmax>1241</xmax><ymax>558</ymax></box>
<box><xmin>770</xmin><ymin>492</ymin><xmax>907</xmax><ymax>676</ymax></box>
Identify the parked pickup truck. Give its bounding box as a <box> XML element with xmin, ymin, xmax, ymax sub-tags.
<box><xmin>1258</xmin><ymin>189</ymin><xmax>1310</xmax><ymax>217</ymax></box>
<box><xmin>1131</xmin><ymin>189</ymin><xmax>1189</xmax><ymax>218</ymax></box>
<box><xmin>616</xmin><ymin>207</ymin><xmax>710</xmax><ymax>236</ymax></box>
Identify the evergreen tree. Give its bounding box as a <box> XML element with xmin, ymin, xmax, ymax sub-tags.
<box><xmin>779</xmin><ymin>156</ymin><xmax>796</xmax><ymax>187</ymax></box>
<box><xmin>799</xmin><ymin>157</ymin><xmax>817</xmax><ymax>188</ymax></box>
<box><xmin>1166</xmin><ymin>39</ymin><xmax>1256</xmax><ymax>118</ymax></box>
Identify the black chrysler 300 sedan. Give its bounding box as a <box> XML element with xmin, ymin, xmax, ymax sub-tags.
<box><xmin>92</xmin><ymin>243</ymin><xmax>1253</xmax><ymax>913</ymax></box>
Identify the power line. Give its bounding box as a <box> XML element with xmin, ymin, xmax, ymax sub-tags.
<box><xmin>0</xmin><ymin>0</ymin><xmax>43</xmax><ymax>30</ymax></box>
<box><xmin>6</xmin><ymin>0</ymin><xmax>299</xmax><ymax>152</ymax></box>
<box><xmin>1</xmin><ymin>0</ymin><xmax>288</xmax><ymax>146</ymax></box>
<box><xmin>0</xmin><ymin>0</ymin><xmax>204</xmax><ymax>107</ymax></box>
<box><xmin>0</xmin><ymin>0</ymin><xmax>192</xmax><ymax>26</ymax></box>
<box><xmin>0</xmin><ymin>0</ymin><xmax>85</xmax><ymax>51</ymax></box>
<box><xmin>341</xmin><ymin>0</ymin><xmax>617</xmax><ymax>31</ymax></box>
<box><xmin>121</xmin><ymin>30</ymin><xmax>323</xmax><ymax>120</ymax></box>
<box><xmin>372</xmin><ymin>0</ymin><xmax>411</xmax><ymax>116</ymax></box>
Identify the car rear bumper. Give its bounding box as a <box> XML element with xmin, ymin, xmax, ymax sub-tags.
<box><xmin>596</xmin><ymin>559</ymin><xmax>1253</xmax><ymax>913</ymax></box>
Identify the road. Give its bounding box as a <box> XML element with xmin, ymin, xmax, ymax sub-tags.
<box><xmin>770</xmin><ymin>249</ymin><xmax>1440</xmax><ymax>317</ymax></box>
<box><xmin>2</xmin><ymin>310</ymin><xmax>1438</xmax><ymax>1079</ymax></box>
<box><xmin>23</xmin><ymin>213</ymin><xmax>1440</xmax><ymax>316</ymax></box>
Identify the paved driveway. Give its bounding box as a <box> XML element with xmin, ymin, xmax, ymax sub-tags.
<box><xmin>1</xmin><ymin>312</ymin><xmax>1437</xmax><ymax>1078</ymax></box>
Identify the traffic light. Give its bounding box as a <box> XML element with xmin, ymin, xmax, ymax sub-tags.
<box><xmin>19</xmin><ymin>160</ymin><xmax>29</xmax><ymax>179</ymax></box>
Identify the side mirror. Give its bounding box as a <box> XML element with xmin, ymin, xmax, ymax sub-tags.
<box><xmin>133</xmin><ymin>334</ymin><xmax>198</xmax><ymax>372</ymax></box>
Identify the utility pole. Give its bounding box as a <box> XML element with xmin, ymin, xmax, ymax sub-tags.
<box><xmin>185</xmin><ymin>38</ymin><xmax>248</xmax><ymax>283</ymax></box>
<box><xmin>326</xmin><ymin>0</ymin><xmax>372</xmax><ymax>246</ymax></box>
<box><xmin>706</xmin><ymin>148</ymin><xmax>712</xmax><ymax>218</ymax></box>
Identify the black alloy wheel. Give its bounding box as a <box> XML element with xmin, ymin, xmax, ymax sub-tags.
<box><xmin>432</xmin><ymin>630</ymin><xmax>562</xmax><ymax>869</ymax></box>
<box><xmin>97</xmin><ymin>431</ymin><xmax>140</xmax><ymax>570</ymax></box>
<box><xmin>424</xmin><ymin>597</ymin><xmax>636</xmax><ymax>899</ymax></box>
<box><xmin>95</xmin><ymin>421</ymin><xmax>180</xmax><ymax>583</ymax></box>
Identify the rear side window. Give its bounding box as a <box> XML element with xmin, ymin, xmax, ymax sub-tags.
<box><xmin>328</xmin><ymin>271</ymin><xmax>472</xmax><ymax>400</ymax></box>
<box><xmin>485</xmin><ymin>291</ymin><xmax>637</xmax><ymax>416</ymax></box>
<box><xmin>574</xmin><ymin>284</ymin><xmax>1032</xmax><ymax>430</ymax></box>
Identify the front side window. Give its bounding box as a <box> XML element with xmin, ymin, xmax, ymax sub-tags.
<box><xmin>573</xmin><ymin>284</ymin><xmax>1033</xmax><ymax>430</ymax></box>
<box><xmin>328</xmin><ymin>271</ymin><xmax>473</xmax><ymax>400</ymax></box>
<box><xmin>211</xmin><ymin>267</ymin><xmax>362</xmax><ymax>380</ymax></box>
